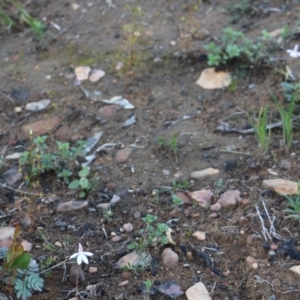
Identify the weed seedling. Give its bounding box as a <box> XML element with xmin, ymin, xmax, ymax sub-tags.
<box><xmin>284</xmin><ymin>193</ymin><xmax>300</xmax><ymax>220</ymax></box>
<box><xmin>248</xmin><ymin>106</ymin><xmax>271</xmax><ymax>155</ymax></box>
<box><xmin>204</xmin><ymin>27</ymin><xmax>270</xmax><ymax>66</ymax></box>
<box><xmin>272</xmin><ymin>86</ymin><xmax>297</xmax><ymax>150</ymax></box>
<box><xmin>128</xmin><ymin>214</ymin><xmax>169</xmax><ymax>254</ymax></box>
<box><xmin>171</xmin><ymin>194</ymin><xmax>184</xmax><ymax>208</ymax></box>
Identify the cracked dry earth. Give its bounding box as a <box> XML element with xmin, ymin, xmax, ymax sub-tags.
<box><xmin>1</xmin><ymin>0</ymin><xmax>300</xmax><ymax>299</ymax></box>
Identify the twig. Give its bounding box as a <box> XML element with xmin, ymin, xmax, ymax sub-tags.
<box><xmin>219</xmin><ymin>149</ymin><xmax>251</xmax><ymax>156</ymax></box>
<box><xmin>55</xmin><ymin>13</ymin><xmax>85</xmax><ymax>38</ymax></box>
<box><xmin>39</xmin><ymin>258</ymin><xmax>69</xmax><ymax>275</ymax></box>
<box><xmin>0</xmin><ymin>91</ymin><xmax>15</xmax><ymax>104</ymax></box>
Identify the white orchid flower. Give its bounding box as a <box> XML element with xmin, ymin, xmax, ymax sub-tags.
<box><xmin>70</xmin><ymin>243</ymin><xmax>94</xmax><ymax>265</ymax></box>
<box><xmin>287</xmin><ymin>44</ymin><xmax>300</xmax><ymax>58</ymax></box>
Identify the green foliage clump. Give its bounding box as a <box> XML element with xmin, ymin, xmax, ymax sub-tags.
<box><xmin>204</xmin><ymin>27</ymin><xmax>270</xmax><ymax>66</ymax></box>
<box><xmin>0</xmin><ymin>225</ymin><xmax>44</xmax><ymax>300</ymax></box>
<box><xmin>19</xmin><ymin>135</ymin><xmax>97</xmax><ymax>198</ymax></box>
<box><xmin>128</xmin><ymin>214</ymin><xmax>169</xmax><ymax>254</ymax></box>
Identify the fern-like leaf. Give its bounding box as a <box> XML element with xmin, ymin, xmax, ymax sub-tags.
<box><xmin>26</xmin><ymin>273</ymin><xmax>44</xmax><ymax>291</ymax></box>
<box><xmin>14</xmin><ymin>278</ymin><xmax>32</xmax><ymax>300</ymax></box>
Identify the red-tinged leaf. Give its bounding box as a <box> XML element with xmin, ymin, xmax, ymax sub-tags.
<box><xmin>13</xmin><ymin>224</ymin><xmax>21</xmax><ymax>242</ymax></box>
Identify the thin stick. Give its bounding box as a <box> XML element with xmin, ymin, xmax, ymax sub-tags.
<box><xmin>0</xmin><ymin>91</ymin><xmax>15</xmax><ymax>104</ymax></box>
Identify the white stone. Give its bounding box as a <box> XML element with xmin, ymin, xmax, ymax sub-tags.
<box><xmin>186</xmin><ymin>282</ymin><xmax>211</xmax><ymax>300</ymax></box>
<box><xmin>191</xmin><ymin>168</ymin><xmax>219</xmax><ymax>179</ymax></box>
<box><xmin>192</xmin><ymin>231</ymin><xmax>206</xmax><ymax>241</ymax></box>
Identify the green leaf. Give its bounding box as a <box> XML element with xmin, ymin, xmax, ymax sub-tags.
<box><xmin>79</xmin><ymin>177</ymin><xmax>89</xmax><ymax>189</ymax></box>
<box><xmin>68</xmin><ymin>180</ymin><xmax>79</xmax><ymax>189</ymax></box>
<box><xmin>79</xmin><ymin>167</ymin><xmax>90</xmax><ymax>178</ymax></box>
<box><xmin>9</xmin><ymin>253</ymin><xmax>31</xmax><ymax>269</ymax></box>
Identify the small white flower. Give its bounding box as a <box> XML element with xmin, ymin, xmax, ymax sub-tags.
<box><xmin>69</xmin><ymin>243</ymin><xmax>94</xmax><ymax>265</ymax></box>
<box><xmin>287</xmin><ymin>44</ymin><xmax>300</xmax><ymax>58</ymax></box>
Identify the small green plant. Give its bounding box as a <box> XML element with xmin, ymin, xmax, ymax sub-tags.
<box><xmin>249</xmin><ymin>106</ymin><xmax>271</xmax><ymax>155</ymax></box>
<box><xmin>19</xmin><ymin>135</ymin><xmax>97</xmax><ymax>198</ymax></box>
<box><xmin>272</xmin><ymin>85</ymin><xmax>297</xmax><ymax>150</ymax></box>
<box><xmin>143</xmin><ymin>279</ymin><xmax>154</xmax><ymax>293</ymax></box>
<box><xmin>0</xmin><ymin>0</ymin><xmax>46</xmax><ymax>38</ymax></box>
<box><xmin>68</xmin><ymin>166</ymin><xmax>97</xmax><ymax>198</ymax></box>
<box><xmin>171</xmin><ymin>194</ymin><xmax>184</xmax><ymax>208</ymax></box>
<box><xmin>156</xmin><ymin>133</ymin><xmax>179</xmax><ymax>160</ymax></box>
<box><xmin>128</xmin><ymin>214</ymin><xmax>169</xmax><ymax>254</ymax></box>
<box><xmin>284</xmin><ymin>193</ymin><xmax>300</xmax><ymax>219</ymax></box>
<box><xmin>204</xmin><ymin>27</ymin><xmax>270</xmax><ymax>66</ymax></box>
<box><xmin>0</xmin><ymin>225</ymin><xmax>44</xmax><ymax>300</ymax></box>
<box><xmin>227</xmin><ymin>0</ymin><xmax>252</xmax><ymax>20</ymax></box>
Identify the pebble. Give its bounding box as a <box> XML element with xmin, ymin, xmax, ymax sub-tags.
<box><xmin>290</xmin><ymin>265</ymin><xmax>300</xmax><ymax>276</ymax></box>
<box><xmin>56</xmin><ymin>200</ymin><xmax>89</xmax><ymax>212</ymax></box>
<box><xmin>190</xmin><ymin>168</ymin><xmax>219</xmax><ymax>179</ymax></box>
<box><xmin>115</xmin><ymin>147</ymin><xmax>134</xmax><ymax>163</ymax></box>
<box><xmin>88</xmin><ymin>266</ymin><xmax>97</xmax><ymax>274</ymax></box>
<box><xmin>176</xmin><ymin>192</ymin><xmax>191</xmax><ymax>204</ymax></box>
<box><xmin>21</xmin><ymin>116</ymin><xmax>61</xmax><ymax>139</ymax></box>
<box><xmin>192</xmin><ymin>231</ymin><xmax>206</xmax><ymax>241</ymax></box>
<box><xmin>187</xmin><ymin>251</ymin><xmax>193</xmax><ymax>260</ymax></box>
<box><xmin>262</xmin><ymin>178</ymin><xmax>298</xmax><ymax>195</ymax></box>
<box><xmin>217</xmin><ymin>190</ymin><xmax>241</xmax><ymax>207</ymax></box>
<box><xmin>118</xmin><ymin>280</ymin><xmax>129</xmax><ymax>287</ymax></box>
<box><xmin>114</xmin><ymin>251</ymin><xmax>151</xmax><ymax>269</ymax></box>
<box><xmin>55</xmin><ymin>241</ymin><xmax>62</xmax><ymax>248</ymax></box>
<box><xmin>208</xmin><ymin>212</ymin><xmax>219</xmax><ymax>218</ymax></box>
<box><xmin>123</xmin><ymin>223</ymin><xmax>134</xmax><ymax>232</ymax></box>
<box><xmin>245</xmin><ymin>256</ymin><xmax>258</xmax><ymax>269</ymax></box>
<box><xmin>111</xmin><ymin>236</ymin><xmax>122</xmax><ymax>243</ymax></box>
<box><xmin>186</xmin><ymin>282</ymin><xmax>211</xmax><ymax>300</ymax></box>
<box><xmin>187</xmin><ymin>189</ymin><xmax>213</xmax><ymax>208</ymax></box>
<box><xmin>133</xmin><ymin>211</ymin><xmax>141</xmax><ymax>218</ymax></box>
<box><xmin>98</xmin><ymin>104</ymin><xmax>121</xmax><ymax>119</ymax></box>
<box><xmin>161</xmin><ymin>248</ymin><xmax>179</xmax><ymax>269</ymax></box>
<box><xmin>210</xmin><ymin>203</ymin><xmax>221</xmax><ymax>212</ymax></box>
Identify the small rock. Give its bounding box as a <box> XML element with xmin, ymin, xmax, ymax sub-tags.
<box><xmin>188</xmin><ymin>189</ymin><xmax>213</xmax><ymax>208</ymax></box>
<box><xmin>0</xmin><ymin>226</ymin><xmax>16</xmax><ymax>240</ymax></box>
<box><xmin>56</xmin><ymin>200</ymin><xmax>89</xmax><ymax>212</ymax></box>
<box><xmin>115</xmin><ymin>147</ymin><xmax>134</xmax><ymax>163</ymax></box>
<box><xmin>89</xmin><ymin>69</ymin><xmax>105</xmax><ymax>82</ymax></box>
<box><xmin>217</xmin><ymin>190</ymin><xmax>241</xmax><ymax>207</ymax></box>
<box><xmin>176</xmin><ymin>192</ymin><xmax>191</xmax><ymax>204</ymax></box>
<box><xmin>75</xmin><ymin>66</ymin><xmax>91</xmax><ymax>81</ymax></box>
<box><xmin>98</xmin><ymin>104</ymin><xmax>121</xmax><ymax>119</ymax></box>
<box><xmin>161</xmin><ymin>248</ymin><xmax>179</xmax><ymax>269</ymax></box>
<box><xmin>111</xmin><ymin>236</ymin><xmax>122</xmax><ymax>243</ymax></box>
<box><xmin>21</xmin><ymin>116</ymin><xmax>61</xmax><ymax>139</ymax></box>
<box><xmin>19</xmin><ymin>213</ymin><xmax>33</xmax><ymax>230</ymax></box>
<box><xmin>55</xmin><ymin>241</ymin><xmax>62</xmax><ymax>248</ymax></box>
<box><xmin>270</xmin><ymin>244</ymin><xmax>278</xmax><ymax>250</ymax></box>
<box><xmin>240</xmin><ymin>199</ymin><xmax>251</xmax><ymax>205</ymax></box>
<box><xmin>118</xmin><ymin>280</ymin><xmax>129</xmax><ymax>287</ymax></box>
<box><xmin>123</xmin><ymin>223</ymin><xmax>134</xmax><ymax>232</ymax></box>
<box><xmin>186</xmin><ymin>282</ymin><xmax>211</xmax><ymax>300</ymax></box>
<box><xmin>279</xmin><ymin>159</ymin><xmax>291</xmax><ymax>170</ymax></box>
<box><xmin>25</xmin><ymin>99</ymin><xmax>51</xmax><ymax>112</ymax></box>
<box><xmin>262</xmin><ymin>179</ymin><xmax>298</xmax><ymax>195</ymax></box>
<box><xmin>267</xmin><ymin>168</ymin><xmax>278</xmax><ymax>176</ymax></box>
<box><xmin>208</xmin><ymin>212</ymin><xmax>219</xmax><ymax>218</ymax></box>
<box><xmin>210</xmin><ymin>203</ymin><xmax>221</xmax><ymax>212</ymax></box>
<box><xmin>114</xmin><ymin>251</ymin><xmax>151</xmax><ymax>269</ymax></box>
<box><xmin>187</xmin><ymin>251</ymin><xmax>193</xmax><ymax>260</ymax></box>
<box><xmin>133</xmin><ymin>211</ymin><xmax>141</xmax><ymax>218</ymax></box>
<box><xmin>192</xmin><ymin>231</ymin><xmax>206</xmax><ymax>241</ymax></box>
<box><xmin>248</xmin><ymin>175</ymin><xmax>259</xmax><ymax>182</ymax></box>
<box><xmin>245</xmin><ymin>256</ymin><xmax>258</xmax><ymax>269</ymax></box>
<box><xmin>69</xmin><ymin>264</ymin><xmax>85</xmax><ymax>284</ymax></box>
<box><xmin>21</xmin><ymin>240</ymin><xmax>33</xmax><ymax>252</ymax></box>
<box><xmin>88</xmin><ymin>266</ymin><xmax>97</xmax><ymax>274</ymax></box>
<box><xmin>191</xmin><ymin>168</ymin><xmax>219</xmax><ymax>179</ymax></box>
<box><xmin>290</xmin><ymin>265</ymin><xmax>300</xmax><ymax>276</ymax></box>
